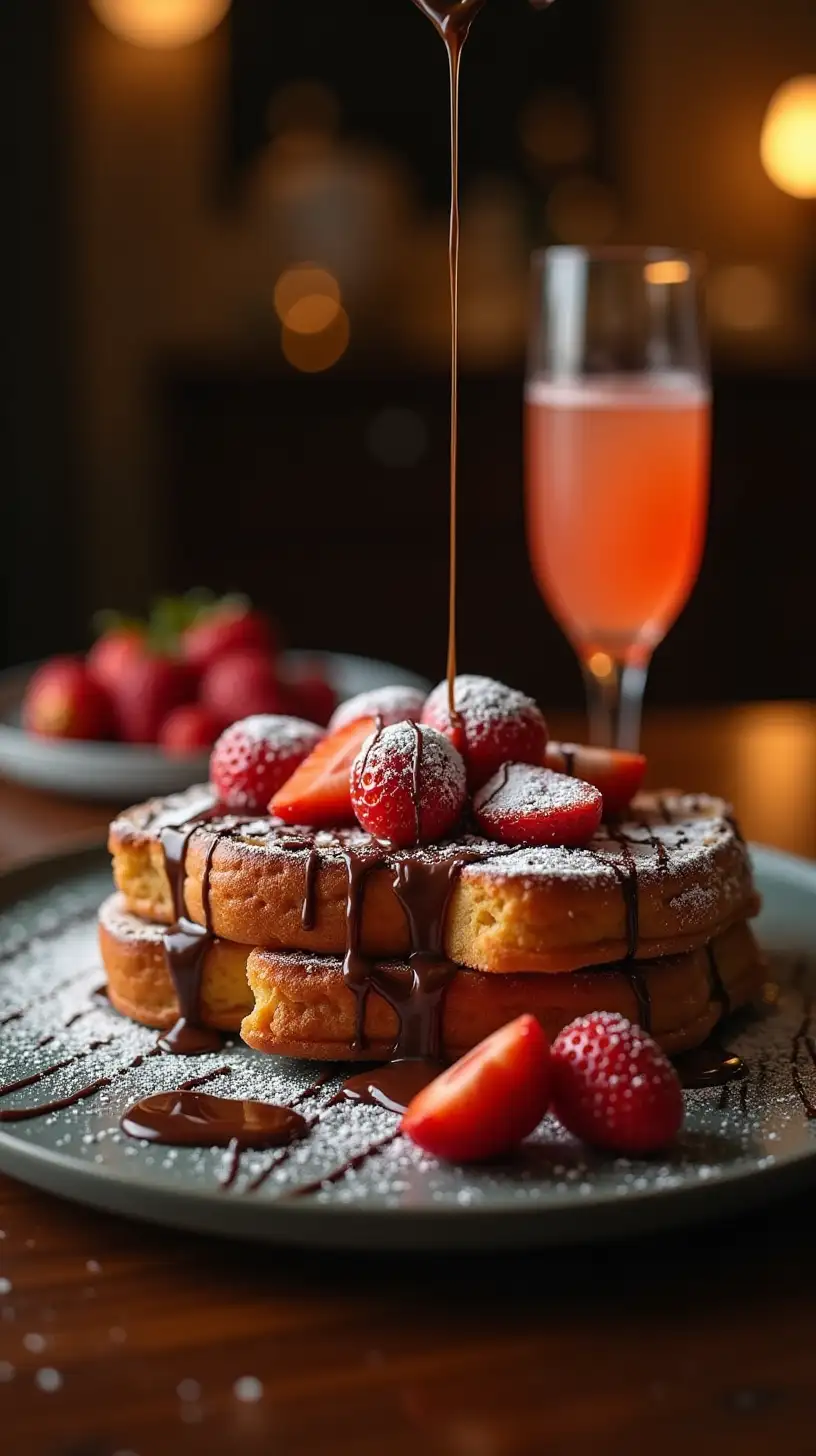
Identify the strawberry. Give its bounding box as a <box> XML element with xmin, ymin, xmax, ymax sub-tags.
<box><xmin>23</xmin><ymin>657</ymin><xmax>114</xmax><ymax>741</ymax></box>
<box><xmin>158</xmin><ymin>704</ymin><xmax>221</xmax><ymax>756</ymax></box>
<box><xmin>422</xmin><ymin>675</ymin><xmax>548</xmax><ymax>790</ymax></box>
<box><xmin>401</xmin><ymin>1014</ymin><xmax>551</xmax><ymax>1162</ymax></box>
<box><xmin>210</xmin><ymin>715</ymin><xmax>323</xmax><ymax>814</ymax></box>
<box><xmin>473</xmin><ymin>763</ymin><xmax>602</xmax><ymax>847</ymax></box>
<box><xmin>280</xmin><ymin>664</ymin><xmax>337</xmax><ymax>727</ymax></box>
<box><xmin>182</xmin><ymin>605</ymin><xmax>275</xmax><ymax>673</ymax></box>
<box><xmin>111</xmin><ymin>652</ymin><xmax>195</xmax><ymax>744</ymax></box>
<box><xmin>329</xmin><ymin>685</ymin><xmax>427</xmax><ymax>734</ymax></box>
<box><xmin>351</xmin><ymin>722</ymin><xmax>466</xmax><ymax>847</ymax></box>
<box><xmin>270</xmin><ymin>717</ymin><xmax>376</xmax><ymax>826</ymax></box>
<box><xmin>550</xmin><ymin>1012</ymin><xmax>683</xmax><ymax>1154</ymax></box>
<box><xmin>87</xmin><ymin>626</ymin><xmax>146</xmax><ymax>697</ymax></box>
<box><xmin>200</xmin><ymin>650</ymin><xmax>283</xmax><ymax>728</ymax></box>
<box><xmin>545</xmin><ymin>742</ymin><xmax>647</xmax><ymax>816</ymax></box>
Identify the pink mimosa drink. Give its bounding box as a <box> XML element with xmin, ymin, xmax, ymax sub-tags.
<box><xmin>525</xmin><ymin>375</ymin><xmax>710</xmax><ymax>657</ymax></box>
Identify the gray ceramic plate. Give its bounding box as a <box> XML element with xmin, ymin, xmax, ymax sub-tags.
<box><xmin>0</xmin><ymin>653</ymin><xmax>430</xmax><ymax>802</ymax></box>
<box><xmin>0</xmin><ymin>844</ymin><xmax>814</xmax><ymax>1250</ymax></box>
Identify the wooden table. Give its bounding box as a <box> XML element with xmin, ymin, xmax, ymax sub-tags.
<box><xmin>1</xmin><ymin>704</ymin><xmax>815</xmax><ymax>1456</ymax></box>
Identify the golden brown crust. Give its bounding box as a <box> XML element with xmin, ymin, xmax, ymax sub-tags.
<box><xmin>108</xmin><ymin>786</ymin><xmax>759</xmax><ymax>975</ymax></box>
<box><xmin>242</xmin><ymin>919</ymin><xmax>764</xmax><ymax>1059</ymax></box>
<box><xmin>98</xmin><ymin>894</ymin><xmax>252</xmax><ymax>1031</ymax></box>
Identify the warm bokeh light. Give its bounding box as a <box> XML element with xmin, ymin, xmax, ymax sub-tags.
<box><xmin>644</xmin><ymin>260</ymin><xmax>691</xmax><ymax>286</ymax></box>
<box><xmin>274</xmin><ymin>266</ymin><xmax>341</xmax><ymax>332</ymax></box>
<box><xmin>708</xmin><ymin>264</ymin><xmax>782</xmax><ymax>332</ymax></box>
<box><xmin>587</xmin><ymin>652</ymin><xmax>615</xmax><ymax>681</ymax></box>
<box><xmin>90</xmin><ymin>0</ymin><xmax>231</xmax><ymax>48</ymax></box>
<box><xmin>760</xmin><ymin>76</ymin><xmax>816</xmax><ymax>198</ymax></box>
<box><xmin>546</xmin><ymin>175</ymin><xmax>617</xmax><ymax>244</ymax></box>
<box><xmin>282</xmin><ymin>307</ymin><xmax>350</xmax><ymax>373</ymax></box>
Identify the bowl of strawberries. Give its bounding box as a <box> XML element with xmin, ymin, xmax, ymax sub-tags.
<box><xmin>0</xmin><ymin>592</ymin><xmax>429</xmax><ymax>803</ymax></box>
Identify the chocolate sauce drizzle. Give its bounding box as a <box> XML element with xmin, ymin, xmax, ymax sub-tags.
<box><xmin>0</xmin><ymin>1043</ymin><xmax>162</xmax><ymax>1124</ymax></box>
<box><xmin>283</xmin><ymin>1131</ymin><xmax>400</xmax><ymax>1201</ymax></box>
<box><xmin>789</xmin><ymin>967</ymin><xmax>816</xmax><ymax>1118</ymax></box>
<box><xmin>121</xmin><ymin>1079</ymin><xmax>307</xmax><ymax>1153</ymax></box>
<box><xmin>158</xmin><ymin>805</ymin><xmax>229</xmax><ymax>1055</ymax></box>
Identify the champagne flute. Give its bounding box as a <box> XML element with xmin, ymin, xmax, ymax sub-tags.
<box><xmin>525</xmin><ymin>246</ymin><xmax>710</xmax><ymax>751</ymax></box>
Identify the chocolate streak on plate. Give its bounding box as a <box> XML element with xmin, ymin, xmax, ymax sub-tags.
<box><xmin>0</xmin><ymin>1045</ymin><xmax>163</xmax><ymax>1124</ymax></box>
<box><xmin>0</xmin><ymin>1036</ymin><xmax>115</xmax><ymax>1098</ymax></box>
<box><xmin>789</xmin><ymin>970</ymin><xmax>816</xmax><ymax>1118</ymax></box>
<box><xmin>283</xmin><ymin>1131</ymin><xmax>400</xmax><ymax>1201</ymax></box>
<box><xmin>675</xmin><ymin>1043</ymin><xmax>746</xmax><ymax>1090</ymax></box>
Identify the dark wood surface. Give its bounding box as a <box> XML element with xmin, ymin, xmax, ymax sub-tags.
<box><xmin>1</xmin><ymin>704</ymin><xmax>816</xmax><ymax>1456</ymax></box>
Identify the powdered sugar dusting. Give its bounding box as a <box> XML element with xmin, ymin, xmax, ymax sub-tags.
<box><xmin>214</xmin><ymin>715</ymin><xmax>322</xmax><ymax>755</ymax></box>
<box><xmin>424</xmin><ymin>674</ymin><xmax>544</xmax><ymax>737</ymax></box>
<box><xmin>329</xmin><ymin>686</ymin><xmax>426</xmax><ymax>733</ymax></box>
<box><xmin>475</xmin><ymin>764</ymin><xmax>600</xmax><ymax>814</ymax></box>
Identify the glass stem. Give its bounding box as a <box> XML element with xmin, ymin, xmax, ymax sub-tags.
<box><xmin>580</xmin><ymin>652</ymin><xmax>650</xmax><ymax>752</ymax></box>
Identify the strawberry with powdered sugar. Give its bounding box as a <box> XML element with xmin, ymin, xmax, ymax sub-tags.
<box><xmin>210</xmin><ymin>715</ymin><xmax>323</xmax><ymax>814</ymax></box>
<box><xmin>473</xmin><ymin>762</ymin><xmax>603</xmax><ymax>847</ymax></box>
<box><xmin>422</xmin><ymin>674</ymin><xmax>548</xmax><ymax>790</ymax></box>
<box><xmin>329</xmin><ymin>685</ymin><xmax>427</xmax><ymax>734</ymax></box>
<box><xmin>350</xmin><ymin>720</ymin><xmax>467</xmax><ymax>847</ymax></box>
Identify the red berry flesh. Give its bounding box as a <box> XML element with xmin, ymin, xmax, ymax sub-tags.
<box><xmin>550</xmin><ymin>1012</ymin><xmax>684</xmax><ymax>1155</ymax></box>
<box><xmin>351</xmin><ymin>721</ymin><xmax>466</xmax><ymax>847</ymax></box>
<box><xmin>473</xmin><ymin>763</ymin><xmax>603</xmax><ymax>847</ymax></box>
<box><xmin>421</xmin><ymin>675</ymin><xmax>548</xmax><ymax>790</ymax></box>
<box><xmin>210</xmin><ymin>714</ymin><xmax>323</xmax><ymax>814</ymax></box>
<box><xmin>401</xmin><ymin>1015</ymin><xmax>552</xmax><ymax>1163</ymax></box>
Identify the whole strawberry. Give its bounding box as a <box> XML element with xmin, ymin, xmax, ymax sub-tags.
<box><xmin>112</xmin><ymin>652</ymin><xmax>195</xmax><ymax>744</ymax></box>
<box><xmin>211</xmin><ymin>715</ymin><xmax>324</xmax><ymax>813</ymax></box>
<box><xmin>280</xmin><ymin>663</ymin><xmax>337</xmax><ymax>727</ymax></box>
<box><xmin>422</xmin><ymin>675</ymin><xmax>548</xmax><ymax>790</ymax></box>
<box><xmin>182</xmin><ymin>605</ymin><xmax>275</xmax><ymax>673</ymax></box>
<box><xmin>23</xmin><ymin>657</ymin><xmax>114</xmax><ymax>741</ymax></box>
<box><xmin>350</xmin><ymin>720</ymin><xmax>466</xmax><ymax>847</ymax></box>
<box><xmin>200</xmin><ymin>650</ymin><xmax>283</xmax><ymax>728</ymax></box>
<box><xmin>158</xmin><ymin>704</ymin><xmax>221</xmax><ymax>756</ymax></box>
<box><xmin>550</xmin><ymin>1012</ymin><xmax>683</xmax><ymax>1155</ymax></box>
<box><xmin>87</xmin><ymin>626</ymin><xmax>146</xmax><ymax>697</ymax></box>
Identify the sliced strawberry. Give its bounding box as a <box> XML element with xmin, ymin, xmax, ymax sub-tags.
<box><xmin>401</xmin><ymin>1014</ymin><xmax>551</xmax><ymax>1162</ymax></box>
<box><xmin>270</xmin><ymin>717</ymin><xmax>376</xmax><ymax>826</ymax></box>
<box><xmin>544</xmin><ymin>743</ymin><xmax>646</xmax><ymax>816</ymax></box>
<box><xmin>473</xmin><ymin>763</ymin><xmax>602</xmax><ymax>847</ymax></box>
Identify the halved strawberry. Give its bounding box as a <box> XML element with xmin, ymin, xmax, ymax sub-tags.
<box><xmin>401</xmin><ymin>1014</ymin><xmax>551</xmax><ymax>1163</ymax></box>
<box><xmin>270</xmin><ymin>717</ymin><xmax>376</xmax><ymax>826</ymax></box>
<box><xmin>544</xmin><ymin>743</ymin><xmax>646</xmax><ymax>816</ymax></box>
<box><xmin>473</xmin><ymin>763</ymin><xmax>603</xmax><ymax>847</ymax></box>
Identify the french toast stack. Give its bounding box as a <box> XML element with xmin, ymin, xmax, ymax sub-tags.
<box><xmin>101</xmin><ymin>679</ymin><xmax>763</xmax><ymax>1064</ymax></box>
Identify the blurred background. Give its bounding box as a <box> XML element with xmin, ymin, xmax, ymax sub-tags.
<box><xmin>2</xmin><ymin>0</ymin><xmax>815</xmax><ymax>709</ymax></box>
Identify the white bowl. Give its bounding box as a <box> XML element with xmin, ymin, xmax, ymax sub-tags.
<box><xmin>0</xmin><ymin>651</ymin><xmax>430</xmax><ymax>803</ymax></box>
